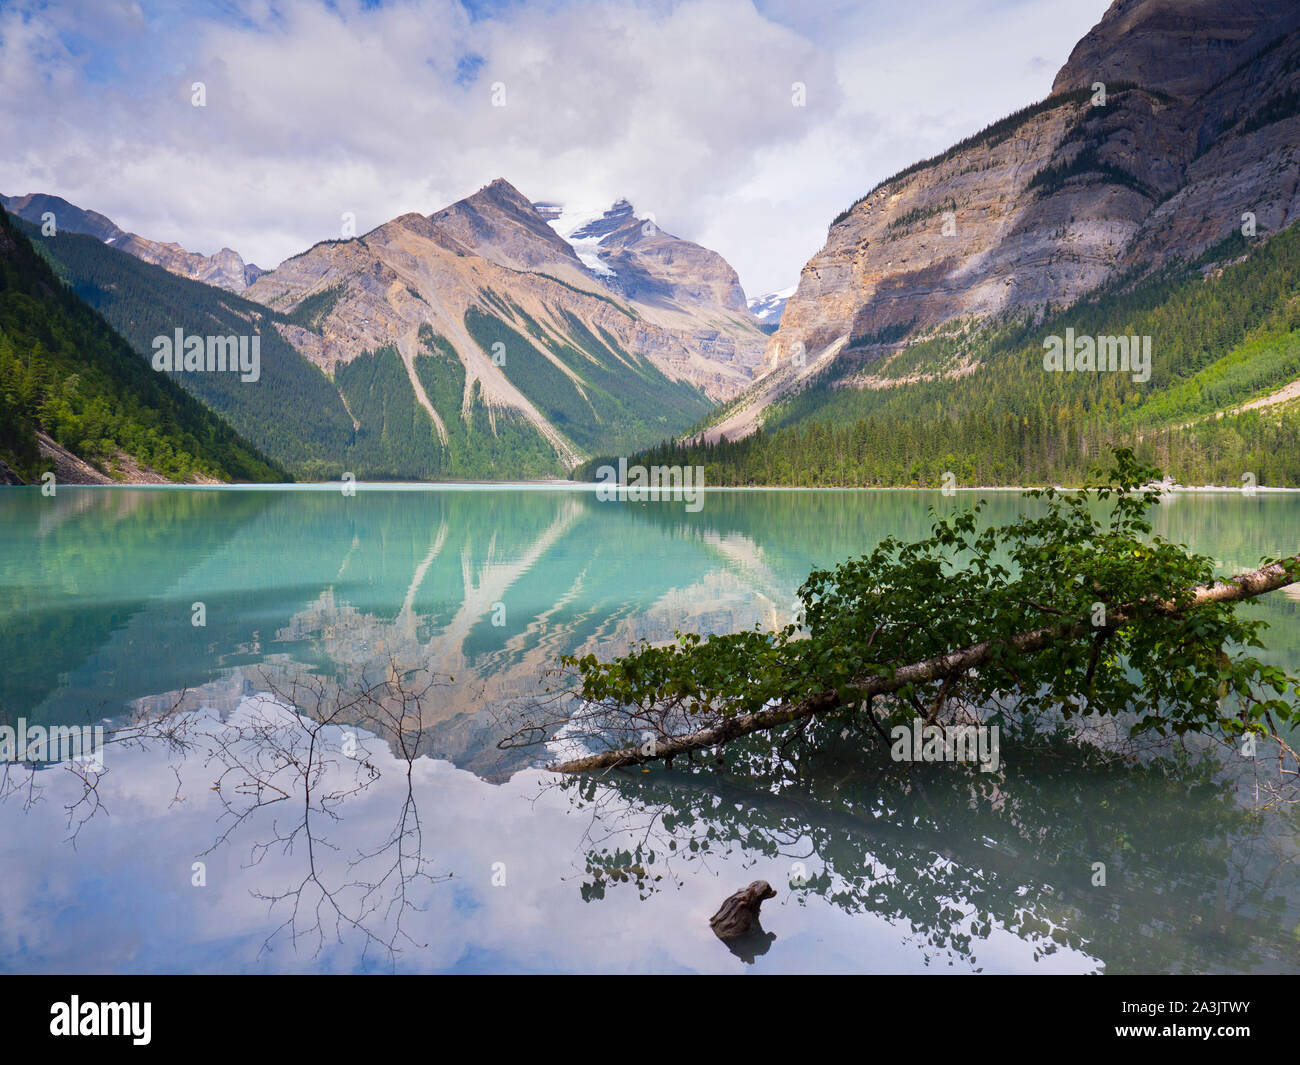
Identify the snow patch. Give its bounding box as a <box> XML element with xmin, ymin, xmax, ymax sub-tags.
<box><xmin>535</xmin><ymin>201</ymin><xmax>636</xmax><ymax>278</ymax></box>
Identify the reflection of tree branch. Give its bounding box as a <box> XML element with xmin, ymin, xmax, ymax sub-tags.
<box><xmin>195</xmin><ymin>663</ymin><xmax>452</xmax><ymax>967</ymax></box>
<box><xmin>3</xmin><ymin>664</ymin><xmax>454</xmax><ymax>968</ymax></box>
<box><xmin>347</xmin><ymin>666</ymin><xmax>447</xmax><ymax>956</ymax></box>
<box><xmin>0</xmin><ymin>691</ymin><xmax>199</xmax><ymax>844</ymax></box>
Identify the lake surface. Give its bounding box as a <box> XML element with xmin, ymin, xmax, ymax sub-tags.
<box><xmin>2</xmin><ymin>485</ymin><xmax>1299</xmax><ymax>973</ymax></box>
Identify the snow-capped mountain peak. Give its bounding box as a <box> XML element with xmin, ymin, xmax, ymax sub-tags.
<box><xmin>748</xmin><ymin>285</ymin><xmax>795</xmax><ymax>324</ymax></box>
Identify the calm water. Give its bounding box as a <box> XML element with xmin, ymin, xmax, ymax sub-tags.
<box><xmin>2</xmin><ymin>485</ymin><xmax>1299</xmax><ymax>973</ymax></box>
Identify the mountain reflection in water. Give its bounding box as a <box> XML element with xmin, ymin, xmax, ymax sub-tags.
<box><xmin>2</xmin><ymin>485</ymin><xmax>1299</xmax><ymax>972</ymax></box>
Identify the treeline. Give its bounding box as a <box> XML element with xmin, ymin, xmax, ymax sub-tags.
<box><xmin>413</xmin><ymin>327</ymin><xmax>559</xmax><ymax>480</ymax></box>
<box><xmin>332</xmin><ymin>340</ymin><xmax>561</xmax><ymax>480</ymax></box>
<box><xmin>630</xmin><ymin>406</ymin><xmax>1300</xmax><ymax>488</ymax></box>
<box><xmin>0</xmin><ymin>209</ymin><xmax>284</xmax><ymax>483</ymax></box>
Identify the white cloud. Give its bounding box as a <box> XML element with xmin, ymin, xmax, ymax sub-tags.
<box><xmin>0</xmin><ymin>0</ymin><xmax>1112</xmax><ymax>294</ymax></box>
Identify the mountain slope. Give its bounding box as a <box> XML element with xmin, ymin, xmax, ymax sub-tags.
<box><xmin>17</xmin><ymin>217</ymin><xmax>358</xmax><ymax>478</ymax></box>
<box><xmin>709</xmin><ymin>0</ymin><xmax>1300</xmax><ymax>443</ymax></box>
<box><xmin>627</xmin><ymin>213</ymin><xmax>1300</xmax><ymax>487</ymax></box>
<box><xmin>0</xmin><ymin>209</ymin><xmax>284</xmax><ymax>484</ymax></box>
<box><xmin>1</xmin><ymin>193</ymin><xmax>262</xmax><ymax>291</ymax></box>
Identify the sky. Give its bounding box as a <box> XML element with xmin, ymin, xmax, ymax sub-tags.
<box><xmin>0</xmin><ymin>0</ymin><xmax>1113</xmax><ymax>297</ymax></box>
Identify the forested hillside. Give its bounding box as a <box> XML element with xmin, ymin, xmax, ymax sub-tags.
<box><xmin>462</xmin><ymin>305</ymin><xmax>710</xmax><ymax>456</ymax></box>
<box><xmin>14</xmin><ymin>217</ymin><xmax>356</xmax><ymax>479</ymax></box>
<box><xmin>0</xmin><ymin>209</ymin><xmax>284</xmax><ymax>483</ymax></box>
<box><xmin>605</xmin><ymin>223</ymin><xmax>1300</xmax><ymax>488</ymax></box>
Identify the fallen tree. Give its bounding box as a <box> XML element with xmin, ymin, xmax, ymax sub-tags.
<box><xmin>501</xmin><ymin>451</ymin><xmax>1300</xmax><ymax>776</ymax></box>
<box><xmin>545</xmin><ymin>554</ymin><xmax>1300</xmax><ymax>772</ymax></box>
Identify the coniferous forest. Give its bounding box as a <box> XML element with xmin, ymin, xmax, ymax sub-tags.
<box><xmin>0</xmin><ymin>210</ymin><xmax>284</xmax><ymax>483</ymax></box>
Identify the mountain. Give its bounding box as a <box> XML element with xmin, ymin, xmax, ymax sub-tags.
<box><xmin>235</xmin><ymin>178</ymin><xmax>783</xmax><ymax>470</ymax></box>
<box><xmin>244</xmin><ymin>182</ymin><xmax>718</xmax><ymax>471</ymax></box>
<box><xmin>748</xmin><ymin>286</ymin><xmax>795</xmax><ymax>329</ymax></box>
<box><xmin>0</xmin><ymin>193</ymin><xmax>263</xmax><ymax>292</ymax></box>
<box><xmin>7</xmin><ymin>180</ymin><xmax>766</xmax><ymax>480</ymax></box>
<box><xmin>537</xmin><ymin>196</ymin><xmax>767</xmax><ymax>378</ymax></box>
<box><xmin>614</xmin><ymin>215</ymin><xmax>1300</xmax><ymax>487</ymax></box>
<box><xmin>705</xmin><ymin>0</ymin><xmax>1300</xmax><ymax>444</ymax></box>
<box><xmin>0</xmin><ymin>209</ymin><xmax>284</xmax><ymax>484</ymax></box>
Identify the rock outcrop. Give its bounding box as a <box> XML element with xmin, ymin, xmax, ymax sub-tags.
<box><xmin>433</xmin><ymin>179</ymin><xmax>595</xmax><ymax>287</ymax></box>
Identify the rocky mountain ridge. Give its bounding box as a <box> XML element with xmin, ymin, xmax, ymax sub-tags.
<box><xmin>243</xmin><ymin>179</ymin><xmax>748</xmax><ymax>470</ymax></box>
<box><xmin>0</xmin><ymin>192</ymin><xmax>262</xmax><ymax>292</ymax></box>
<box><xmin>246</xmin><ymin>179</ymin><xmax>764</xmax><ymax>458</ymax></box>
<box><xmin>8</xmin><ymin>178</ymin><xmax>772</xmax><ymax>476</ymax></box>
<box><xmin>537</xmin><ymin>195</ymin><xmax>767</xmax><ymax>375</ymax></box>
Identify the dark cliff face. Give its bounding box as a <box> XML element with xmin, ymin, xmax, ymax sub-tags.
<box><xmin>733</xmin><ymin>0</ymin><xmax>1300</xmax><ymax>438</ymax></box>
<box><xmin>1052</xmin><ymin>0</ymin><xmax>1300</xmax><ymax>100</ymax></box>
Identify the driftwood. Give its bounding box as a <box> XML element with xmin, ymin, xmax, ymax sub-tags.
<box><xmin>710</xmin><ymin>880</ymin><xmax>776</xmax><ymax>941</ymax></box>
<box><xmin>549</xmin><ymin>556</ymin><xmax>1300</xmax><ymax>774</ymax></box>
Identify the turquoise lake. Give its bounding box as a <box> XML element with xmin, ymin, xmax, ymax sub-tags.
<box><xmin>2</xmin><ymin>485</ymin><xmax>1299</xmax><ymax>973</ymax></box>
